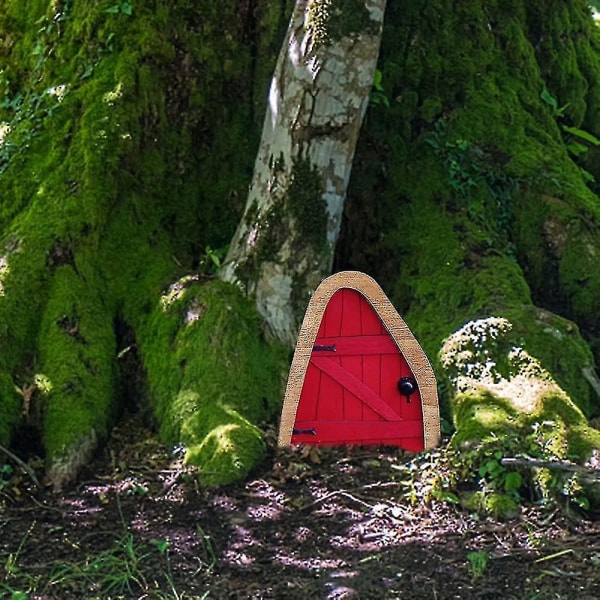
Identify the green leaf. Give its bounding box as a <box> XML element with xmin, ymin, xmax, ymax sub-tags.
<box><xmin>32</xmin><ymin>40</ymin><xmax>44</xmax><ymax>56</ymax></box>
<box><xmin>80</xmin><ymin>66</ymin><xmax>94</xmax><ymax>80</ymax></box>
<box><xmin>540</xmin><ymin>88</ymin><xmax>558</xmax><ymax>111</ymax></box>
<box><xmin>504</xmin><ymin>471</ymin><xmax>522</xmax><ymax>493</ymax></box>
<box><xmin>541</xmin><ymin>88</ymin><xmax>569</xmax><ymax>116</ymax></box>
<box><xmin>432</xmin><ymin>489</ymin><xmax>460</xmax><ymax>504</ymax></box>
<box><xmin>370</xmin><ymin>91</ymin><xmax>389</xmax><ymax>108</ymax></box>
<box><xmin>104</xmin><ymin>5</ymin><xmax>120</xmax><ymax>13</ymax></box>
<box><xmin>562</xmin><ymin>124</ymin><xmax>600</xmax><ymax>145</ymax></box>
<box><xmin>441</xmin><ymin>491</ymin><xmax>460</xmax><ymax>504</ymax></box>
<box><xmin>373</xmin><ymin>69</ymin><xmax>384</xmax><ymax>92</ymax></box>
<box><xmin>121</xmin><ymin>2</ymin><xmax>133</xmax><ymax>15</ymax></box>
<box><xmin>151</xmin><ymin>539</ymin><xmax>169</xmax><ymax>554</ymax></box>
<box><xmin>425</xmin><ymin>137</ymin><xmax>440</xmax><ymax>149</ymax></box>
<box><xmin>566</xmin><ymin>142</ymin><xmax>589</xmax><ymax>157</ymax></box>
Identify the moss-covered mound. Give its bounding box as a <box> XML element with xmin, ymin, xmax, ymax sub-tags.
<box><xmin>142</xmin><ymin>279</ymin><xmax>286</xmax><ymax>485</ymax></box>
<box><xmin>334</xmin><ymin>1</ymin><xmax>600</xmax><ymax>508</ymax></box>
<box><xmin>0</xmin><ymin>0</ymin><xmax>290</xmax><ymax>488</ymax></box>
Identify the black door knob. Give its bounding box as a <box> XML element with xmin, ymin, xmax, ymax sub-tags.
<box><xmin>398</xmin><ymin>377</ymin><xmax>417</xmax><ymax>402</ymax></box>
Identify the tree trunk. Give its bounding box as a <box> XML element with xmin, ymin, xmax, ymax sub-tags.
<box><xmin>3</xmin><ymin>0</ymin><xmax>600</xmax><ymax>508</ymax></box>
<box><xmin>0</xmin><ymin>0</ymin><xmax>290</xmax><ymax>489</ymax></box>
<box><xmin>220</xmin><ymin>0</ymin><xmax>386</xmax><ymax>346</ymax></box>
<box><xmin>335</xmin><ymin>0</ymin><xmax>600</xmax><ymax>511</ymax></box>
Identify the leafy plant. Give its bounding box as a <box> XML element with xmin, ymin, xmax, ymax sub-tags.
<box><xmin>0</xmin><ymin>464</ymin><xmax>13</xmax><ymax>490</ymax></box>
<box><xmin>151</xmin><ymin>539</ymin><xmax>169</xmax><ymax>554</ymax></box>
<box><xmin>426</xmin><ymin>126</ymin><xmax>479</xmax><ymax>198</ymax></box>
<box><xmin>540</xmin><ymin>88</ymin><xmax>569</xmax><ymax>118</ymax></box>
<box><xmin>197</xmin><ymin>526</ymin><xmax>217</xmax><ymax>573</ymax></box>
<box><xmin>370</xmin><ymin>69</ymin><xmax>389</xmax><ymax>108</ymax></box>
<box><xmin>0</xmin><ymin>1</ymin><xmax>75</xmax><ymax>174</ymax></box>
<box><xmin>0</xmin><ymin>0</ymin><xmax>137</xmax><ymax>173</ymax></box>
<box><xmin>425</xmin><ymin>121</ymin><xmax>519</xmax><ymax>248</ymax></box>
<box><xmin>105</xmin><ymin>2</ymin><xmax>133</xmax><ymax>16</ymax></box>
<box><xmin>467</xmin><ymin>550</ymin><xmax>489</xmax><ymax>579</ymax></box>
<box><xmin>102</xmin><ymin>32</ymin><xmax>117</xmax><ymax>54</ymax></box>
<box><xmin>199</xmin><ymin>245</ymin><xmax>227</xmax><ymax>276</ymax></box>
<box><xmin>540</xmin><ymin>88</ymin><xmax>600</xmax><ymax>182</ymax></box>
<box><xmin>478</xmin><ymin>450</ymin><xmax>523</xmax><ymax>501</ymax></box>
<box><xmin>1</xmin><ymin>524</ymin><xmax>39</xmax><ymax>597</ymax></box>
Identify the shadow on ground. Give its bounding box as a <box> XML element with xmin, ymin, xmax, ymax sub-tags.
<box><xmin>1</xmin><ymin>414</ymin><xmax>599</xmax><ymax>599</ymax></box>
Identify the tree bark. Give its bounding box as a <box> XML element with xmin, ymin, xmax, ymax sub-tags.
<box><xmin>221</xmin><ymin>0</ymin><xmax>387</xmax><ymax>346</ymax></box>
<box><xmin>0</xmin><ymin>0</ymin><xmax>290</xmax><ymax>489</ymax></box>
<box><xmin>335</xmin><ymin>0</ymin><xmax>600</xmax><ymax>509</ymax></box>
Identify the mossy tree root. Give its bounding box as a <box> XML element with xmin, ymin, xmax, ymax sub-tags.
<box><xmin>141</xmin><ymin>280</ymin><xmax>287</xmax><ymax>486</ymax></box>
<box><xmin>333</xmin><ymin>0</ymin><xmax>600</xmax><ymax>512</ymax></box>
<box><xmin>0</xmin><ymin>0</ymin><xmax>292</xmax><ymax>488</ymax></box>
<box><xmin>39</xmin><ymin>266</ymin><xmax>117</xmax><ymax>490</ymax></box>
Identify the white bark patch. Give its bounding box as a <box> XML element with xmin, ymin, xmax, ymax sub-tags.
<box><xmin>221</xmin><ymin>0</ymin><xmax>387</xmax><ymax>345</ymax></box>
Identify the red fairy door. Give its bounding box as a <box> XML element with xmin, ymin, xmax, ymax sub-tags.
<box><xmin>279</xmin><ymin>272</ymin><xmax>440</xmax><ymax>452</ymax></box>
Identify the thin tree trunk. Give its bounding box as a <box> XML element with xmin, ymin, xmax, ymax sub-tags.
<box><xmin>221</xmin><ymin>0</ymin><xmax>387</xmax><ymax>346</ymax></box>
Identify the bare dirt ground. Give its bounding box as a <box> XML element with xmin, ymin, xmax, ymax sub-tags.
<box><xmin>1</xmin><ymin>414</ymin><xmax>600</xmax><ymax>599</ymax></box>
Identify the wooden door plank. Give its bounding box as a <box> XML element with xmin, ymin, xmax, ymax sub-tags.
<box><xmin>313</xmin><ymin>334</ymin><xmax>398</xmax><ymax>355</ymax></box>
<box><xmin>360</xmin><ymin>293</ymin><xmax>385</xmax><ymax>335</ymax></box>
<box><xmin>341</xmin><ymin>354</ymin><xmax>364</xmax><ymax>421</ymax></box>
<box><xmin>296</xmin><ymin>363</ymin><xmax>321</xmax><ymax>422</ymax></box>
<box><xmin>340</xmin><ymin>289</ymin><xmax>362</xmax><ymax>336</ymax></box>
<box><xmin>362</xmin><ymin>353</ymin><xmax>383</xmax><ymax>421</ymax></box>
<box><xmin>321</xmin><ymin>289</ymin><xmax>343</xmax><ymax>337</ymax></box>
<box><xmin>311</xmin><ymin>356</ymin><xmax>402</xmax><ymax>421</ymax></box>
<box><xmin>316</xmin><ymin>364</ymin><xmax>344</xmax><ymax>420</ymax></box>
<box><xmin>292</xmin><ymin>419</ymin><xmax>422</xmax><ymax>442</ymax></box>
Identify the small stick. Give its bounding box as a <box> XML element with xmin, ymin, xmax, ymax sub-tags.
<box><xmin>501</xmin><ymin>457</ymin><xmax>600</xmax><ymax>479</ymax></box>
<box><xmin>534</xmin><ymin>548</ymin><xmax>574</xmax><ymax>563</ymax></box>
<box><xmin>0</xmin><ymin>444</ymin><xmax>41</xmax><ymax>489</ymax></box>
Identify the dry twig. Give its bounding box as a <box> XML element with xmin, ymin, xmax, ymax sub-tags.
<box><xmin>501</xmin><ymin>457</ymin><xmax>600</xmax><ymax>481</ymax></box>
<box><xmin>0</xmin><ymin>443</ymin><xmax>41</xmax><ymax>489</ymax></box>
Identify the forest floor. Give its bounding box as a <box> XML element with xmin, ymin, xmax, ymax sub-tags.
<box><xmin>1</xmin><ymin>414</ymin><xmax>600</xmax><ymax>599</ymax></box>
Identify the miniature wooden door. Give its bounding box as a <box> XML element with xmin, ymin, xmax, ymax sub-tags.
<box><xmin>278</xmin><ymin>271</ymin><xmax>440</xmax><ymax>451</ymax></box>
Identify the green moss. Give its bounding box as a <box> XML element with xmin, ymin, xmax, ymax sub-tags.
<box><xmin>0</xmin><ymin>372</ymin><xmax>20</xmax><ymax>445</ymax></box>
<box><xmin>141</xmin><ymin>279</ymin><xmax>287</xmax><ymax>486</ymax></box>
<box><xmin>513</xmin><ymin>189</ymin><xmax>600</xmax><ymax>351</ymax></box>
<box><xmin>438</xmin><ymin>310</ymin><xmax>600</xmax><ymax>507</ymax></box>
<box><xmin>462</xmin><ymin>491</ymin><xmax>519</xmax><ymax>519</ymax></box>
<box><xmin>567</xmin><ymin>424</ymin><xmax>600</xmax><ymax>460</ymax></box>
<box><xmin>508</xmin><ymin>307</ymin><xmax>597</xmax><ymax>416</ymax></box>
<box><xmin>451</xmin><ymin>391</ymin><xmax>520</xmax><ymax>446</ymax></box>
<box><xmin>182</xmin><ymin>405</ymin><xmax>266</xmax><ymax>485</ymax></box>
<box><xmin>443</xmin><ymin>314</ymin><xmax>595</xmax><ymax>424</ymax></box>
<box><xmin>421</xmin><ymin>97</ymin><xmax>443</xmax><ymax>123</ymax></box>
<box><xmin>482</xmin><ymin>492</ymin><xmax>520</xmax><ymax>519</ymax></box>
<box><xmin>255</xmin><ymin>198</ymin><xmax>287</xmax><ymax>263</ymax></box>
<box><xmin>38</xmin><ymin>266</ymin><xmax>116</xmax><ymax>473</ymax></box>
<box><xmin>287</xmin><ymin>155</ymin><xmax>328</xmax><ymax>251</ymax></box>
<box><xmin>0</xmin><ymin>0</ymin><xmax>291</xmax><ymax>486</ymax></box>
